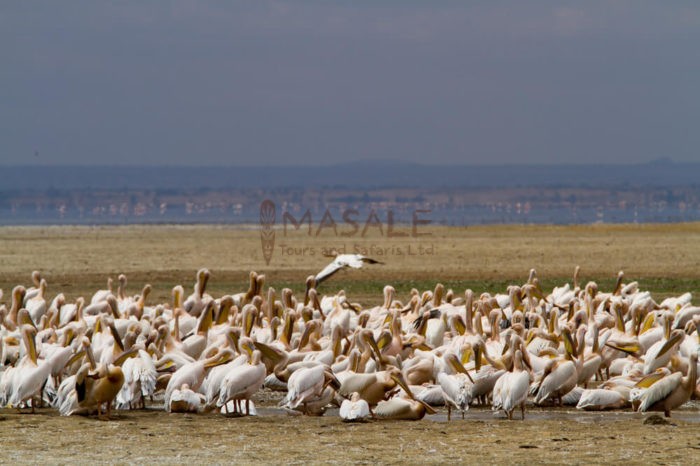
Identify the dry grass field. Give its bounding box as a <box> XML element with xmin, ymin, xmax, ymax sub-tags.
<box><xmin>1</xmin><ymin>223</ymin><xmax>699</xmax><ymax>303</ymax></box>
<box><xmin>1</xmin><ymin>223</ymin><xmax>699</xmax><ymax>464</ymax></box>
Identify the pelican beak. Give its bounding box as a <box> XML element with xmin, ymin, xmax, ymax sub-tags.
<box><xmin>640</xmin><ymin>313</ymin><xmax>656</xmax><ymax>334</ymax></box>
<box><xmin>562</xmin><ymin>329</ymin><xmax>576</xmax><ymax>358</ymax></box>
<box><xmin>63</xmin><ymin>328</ymin><xmax>75</xmax><ymax>347</ymax></box>
<box><xmin>157</xmin><ymin>360</ymin><xmax>176</xmax><ymax>370</ymax></box>
<box><xmin>525</xmin><ymin>329</ymin><xmax>535</xmax><ymax>346</ymax></box>
<box><xmin>376</xmin><ymin>331</ymin><xmax>391</xmax><ymax>352</ymax></box>
<box><xmin>656</xmin><ymin>330</ymin><xmax>684</xmax><ymax>358</ymax></box>
<box><xmin>114</xmin><ymin>348</ymin><xmax>139</xmax><ymax>366</ymax></box>
<box><xmin>324</xmin><ymin>370</ymin><xmax>342</xmax><ymax>391</ymax></box>
<box><xmin>204</xmin><ymin>356</ymin><xmax>225</xmax><ymax>369</ymax></box>
<box><xmin>461</xmin><ymin>346</ymin><xmax>473</xmax><ymax>365</ymax></box>
<box><xmin>64</xmin><ymin>350</ymin><xmax>86</xmax><ymax>369</ymax></box>
<box><xmin>604</xmin><ymin>342</ymin><xmax>640</xmax><ymax>356</ymax></box>
<box><xmin>244</xmin><ymin>311</ymin><xmax>254</xmax><ymax>336</ymax></box>
<box><xmin>110</xmin><ymin>323</ymin><xmax>124</xmax><ymax>351</ymax></box>
<box><xmin>254</xmin><ymin>341</ymin><xmax>283</xmax><ymax>363</ymax></box>
<box><xmin>474</xmin><ymin>345</ymin><xmax>483</xmax><ymax>371</ymax></box>
<box><xmin>448</xmin><ymin>354</ymin><xmax>475</xmax><ymax>384</ymax></box>
<box><xmin>634</xmin><ymin>370</ymin><xmax>667</xmax><ymax>388</ymax></box>
<box><xmin>453</xmin><ymin>316</ymin><xmax>466</xmax><ymax>336</ymax></box>
<box><xmin>243</xmin><ymin>342</ymin><xmax>254</xmax><ymax>359</ymax></box>
<box><xmin>390</xmin><ymin>372</ymin><xmax>414</xmax><ymax>400</ymax></box>
<box><xmin>420</xmin><ymin>400</ymin><xmax>437</xmax><ymax>415</ymax></box>
<box><xmin>364</xmin><ymin>333</ymin><xmax>383</xmax><ymax>362</ymax></box>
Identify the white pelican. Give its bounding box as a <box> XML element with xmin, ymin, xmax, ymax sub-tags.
<box><xmin>22</xmin><ymin>271</ymin><xmax>42</xmax><ymax>305</ymax></box>
<box><xmin>339</xmin><ymin>392</ymin><xmax>370</xmax><ymax>422</ymax></box>
<box><xmin>169</xmin><ymin>384</ymin><xmax>205</xmax><ymax>413</ymax></box>
<box><xmin>339</xmin><ymin>366</ymin><xmax>409</xmax><ymax>407</ymax></box>
<box><xmin>25</xmin><ymin>279</ymin><xmax>48</xmax><ymax>324</ymax></box>
<box><xmin>281</xmin><ymin>364</ymin><xmax>340</xmax><ymax>415</ymax></box>
<box><xmin>437</xmin><ymin>352</ymin><xmax>474</xmax><ymax>420</ymax></box>
<box><xmin>314</xmin><ymin>252</ymin><xmax>382</xmax><ymax>285</ymax></box>
<box><xmin>163</xmin><ymin>349</ymin><xmax>229</xmax><ymax>411</ymax></box>
<box><xmin>116</xmin><ymin>348</ymin><xmax>157</xmax><ymax>410</ymax></box>
<box><xmin>533</xmin><ymin>328</ymin><xmax>580</xmax><ymax>406</ymax></box>
<box><xmin>217</xmin><ymin>350</ymin><xmax>266</xmax><ymax>416</ymax></box>
<box><xmin>7</xmin><ymin>325</ymin><xmax>52</xmax><ymax>411</ymax></box>
<box><xmin>91</xmin><ymin>277</ymin><xmax>114</xmax><ymax>304</ymax></box>
<box><xmin>576</xmin><ymin>388</ymin><xmax>628</xmax><ymax>410</ymax></box>
<box><xmin>374</xmin><ymin>381</ymin><xmax>436</xmax><ymax>421</ymax></box>
<box><xmin>492</xmin><ymin>350</ymin><xmax>530</xmax><ymax>420</ymax></box>
<box><xmin>184</xmin><ymin>268</ymin><xmax>211</xmax><ymax>317</ymax></box>
<box><xmin>639</xmin><ymin>352</ymin><xmax>698</xmax><ymax>417</ymax></box>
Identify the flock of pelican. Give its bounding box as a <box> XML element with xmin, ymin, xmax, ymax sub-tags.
<box><xmin>0</xmin><ymin>266</ymin><xmax>698</xmax><ymax>422</ymax></box>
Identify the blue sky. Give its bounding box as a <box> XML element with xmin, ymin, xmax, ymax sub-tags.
<box><xmin>2</xmin><ymin>1</ymin><xmax>699</xmax><ymax>166</ymax></box>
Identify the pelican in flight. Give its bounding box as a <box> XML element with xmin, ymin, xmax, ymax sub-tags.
<box><xmin>315</xmin><ymin>251</ymin><xmax>383</xmax><ymax>285</ymax></box>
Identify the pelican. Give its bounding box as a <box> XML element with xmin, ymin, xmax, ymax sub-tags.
<box><xmin>75</xmin><ymin>362</ymin><xmax>126</xmax><ymax>419</ymax></box>
<box><xmin>217</xmin><ymin>350</ymin><xmax>266</xmax><ymax>416</ymax></box>
<box><xmin>314</xmin><ymin>252</ymin><xmax>383</xmax><ymax>285</ymax></box>
<box><xmin>281</xmin><ymin>364</ymin><xmax>340</xmax><ymax>415</ymax></box>
<box><xmin>533</xmin><ymin>328</ymin><xmax>580</xmax><ymax>406</ymax></box>
<box><xmin>338</xmin><ymin>366</ymin><xmax>409</xmax><ymax>407</ymax></box>
<box><xmin>492</xmin><ymin>350</ymin><xmax>530</xmax><ymax>420</ymax></box>
<box><xmin>638</xmin><ymin>352</ymin><xmax>698</xmax><ymax>417</ymax></box>
<box><xmin>91</xmin><ymin>277</ymin><xmax>114</xmax><ymax>304</ymax></box>
<box><xmin>116</xmin><ymin>348</ymin><xmax>157</xmax><ymax>410</ymax></box>
<box><xmin>169</xmin><ymin>384</ymin><xmax>205</xmax><ymax>413</ymax></box>
<box><xmin>7</xmin><ymin>325</ymin><xmax>52</xmax><ymax>411</ymax></box>
<box><xmin>25</xmin><ymin>279</ymin><xmax>48</xmax><ymax>324</ymax></box>
<box><xmin>576</xmin><ymin>388</ymin><xmax>628</xmax><ymax>410</ymax></box>
<box><xmin>184</xmin><ymin>268</ymin><xmax>211</xmax><ymax>317</ymax></box>
<box><xmin>163</xmin><ymin>349</ymin><xmax>229</xmax><ymax>411</ymax></box>
<box><xmin>339</xmin><ymin>392</ymin><xmax>371</xmax><ymax>422</ymax></box>
<box><xmin>374</xmin><ymin>381</ymin><xmax>436</xmax><ymax>421</ymax></box>
<box><xmin>437</xmin><ymin>352</ymin><xmax>474</xmax><ymax>420</ymax></box>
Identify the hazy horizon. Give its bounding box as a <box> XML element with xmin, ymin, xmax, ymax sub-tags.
<box><xmin>3</xmin><ymin>2</ymin><xmax>700</xmax><ymax>167</ymax></box>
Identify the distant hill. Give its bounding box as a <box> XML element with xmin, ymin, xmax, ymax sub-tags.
<box><xmin>1</xmin><ymin>160</ymin><xmax>698</xmax><ymax>191</ymax></box>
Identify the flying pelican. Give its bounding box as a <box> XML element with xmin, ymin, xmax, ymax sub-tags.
<box><xmin>314</xmin><ymin>252</ymin><xmax>383</xmax><ymax>285</ymax></box>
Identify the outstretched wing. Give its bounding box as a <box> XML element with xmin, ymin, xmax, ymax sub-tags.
<box><xmin>361</xmin><ymin>257</ymin><xmax>383</xmax><ymax>265</ymax></box>
<box><xmin>315</xmin><ymin>258</ymin><xmax>345</xmax><ymax>284</ymax></box>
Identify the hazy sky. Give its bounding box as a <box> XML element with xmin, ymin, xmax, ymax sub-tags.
<box><xmin>2</xmin><ymin>1</ymin><xmax>699</xmax><ymax>166</ymax></box>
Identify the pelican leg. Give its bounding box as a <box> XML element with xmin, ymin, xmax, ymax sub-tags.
<box><xmin>461</xmin><ymin>409</ymin><xmax>465</xmax><ymax>420</ymax></box>
<box><xmin>447</xmin><ymin>404</ymin><xmax>451</xmax><ymax>421</ymax></box>
<box><xmin>521</xmin><ymin>402</ymin><xmax>525</xmax><ymax>420</ymax></box>
<box><xmin>246</xmin><ymin>399</ymin><xmax>250</xmax><ymax>416</ymax></box>
<box><xmin>665</xmin><ymin>410</ymin><xmax>671</xmax><ymax>418</ymax></box>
